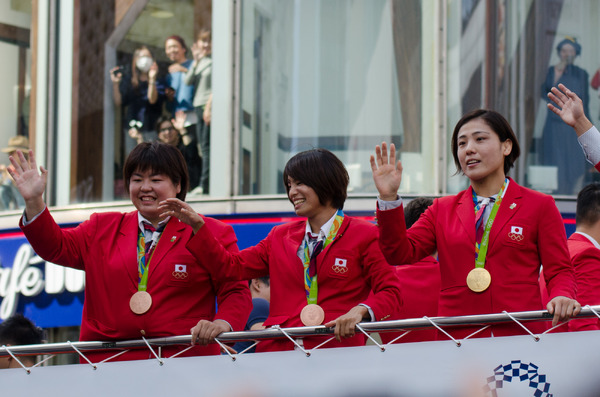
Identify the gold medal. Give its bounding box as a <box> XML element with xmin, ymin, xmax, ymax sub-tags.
<box><xmin>300</xmin><ymin>304</ymin><xmax>325</xmax><ymax>326</ymax></box>
<box><xmin>466</xmin><ymin>267</ymin><xmax>491</xmax><ymax>292</ymax></box>
<box><xmin>129</xmin><ymin>291</ymin><xmax>152</xmax><ymax>314</ymax></box>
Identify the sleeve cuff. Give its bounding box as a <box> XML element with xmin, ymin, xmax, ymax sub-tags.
<box><xmin>21</xmin><ymin>206</ymin><xmax>47</xmax><ymax>226</ymax></box>
<box><xmin>214</xmin><ymin>319</ymin><xmax>233</xmax><ymax>332</ymax></box>
<box><xmin>577</xmin><ymin>125</ymin><xmax>600</xmax><ymax>165</ymax></box>
<box><xmin>377</xmin><ymin>195</ymin><xmax>403</xmax><ymax>211</ymax></box>
<box><xmin>358</xmin><ymin>304</ymin><xmax>375</xmax><ymax>322</ymax></box>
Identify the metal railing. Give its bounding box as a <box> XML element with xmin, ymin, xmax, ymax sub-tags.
<box><xmin>2</xmin><ymin>305</ymin><xmax>599</xmax><ymax>370</ymax></box>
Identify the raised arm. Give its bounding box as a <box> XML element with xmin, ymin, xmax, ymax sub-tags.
<box><xmin>147</xmin><ymin>62</ymin><xmax>158</xmax><ymax>104</ymax></box>
<box><xmin>172</xmin><ymin>110</ymin><xmax>193</xmax><ymax>146</ymax></box>
<box><xmin>110</xmin><ymin>66</ymin><xmax>123</xmax><ymax>106</ymax></box>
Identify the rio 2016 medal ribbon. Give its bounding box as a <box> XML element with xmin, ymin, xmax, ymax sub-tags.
<box><xmin>129</xmin><ymin>291</ymin><xmax>152</xmax><ymax>315</ymax></box>
<box><xmin>466</xmin><ymin>267</ymin><xmax>492</xmax><ymax>293</ymax></box>
<box><xmin>300</xmin><ymin>304</ymin><xmax>325</xmax><ymax>326</ymax></box>
<box><xmin>468</xmin><ymin>179</ymin><xmax>509</xmax><ymax>293</ymax></box>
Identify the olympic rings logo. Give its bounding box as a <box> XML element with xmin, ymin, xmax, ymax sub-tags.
<box><xmin>172</xmin><ymin>271</ymin><xmax>189</xmax><ymax>279</ymax></box>
<box><xmin>508</xmin><ymin>233</ymin><xmax>524</xmax><ymax>241</ymax></box>
<box><xmin>332</xmin><ymin>266</ymin><xmax>348</xmax><ymax>274</ymax></box>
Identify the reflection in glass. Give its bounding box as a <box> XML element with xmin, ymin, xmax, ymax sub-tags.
<box><xmin>239</xmin><ymin>0</ymin><xmax>425</xmax><ymax>195</ymax></box>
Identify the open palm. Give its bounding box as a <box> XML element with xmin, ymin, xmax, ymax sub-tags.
<box><xmin>7</xmin><ymin>150</ymin><xmax>47</xmax><ymax>201</ymax></box>
<box><xmin>547</xmin><ymin>83</ymin><xmax>584</xmax><ymax>128</ymax></box>
<box><xmin>370</xmin><ymin>142</ymin><xmax>403</xmax><ymax>200</ymax></box>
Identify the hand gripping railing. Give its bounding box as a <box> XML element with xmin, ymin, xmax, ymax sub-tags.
<box><xmin>2</xmin><ymin>305</ymin><xmax>599</xmax><ymax>371</ymax></box>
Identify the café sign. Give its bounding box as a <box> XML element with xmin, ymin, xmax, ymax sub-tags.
<box><xmin>0</xmin><ymin>239</ymin><xmax>84</xmax><ymax>327</ymax></box>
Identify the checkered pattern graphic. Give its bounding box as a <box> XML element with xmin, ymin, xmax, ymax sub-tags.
<box><xmin>483</xmin><ymin>361</ymin><xmax>552</xmax><ymax>397</ymax></box>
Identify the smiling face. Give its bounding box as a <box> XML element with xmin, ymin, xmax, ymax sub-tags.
<box><xmin>165</xmin><ymin>38</ymin><xmax>186</xmax><ymax>63</ymax></box>
<box><xmin>198</xmin><ymin>38</ymin><xmax>211</xmax><ymax>56</ymax></box>
<box><xmin>129</xmin><ymin>169</ymin><xmax>181</xmax><ymax>225</ymax></box>
<box><xmin>287</xmin><ymin>177</ymin><xmax>335</xmax><ymax>230</ymax></box>
<box><xmin>157</xmin><ymin>120</ymin><xmax>179</xmax><ymax>146</ymax></box>
<box><xmin>456</xmin><ymin>118</ymin><xmax>512</xmax><ymax>187</ymax></box>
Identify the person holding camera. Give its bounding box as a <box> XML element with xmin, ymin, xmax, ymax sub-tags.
<box><xmin>111</xmin><ymin>45</ymin><xmax>165</xmax><ymax>154</ymax></box>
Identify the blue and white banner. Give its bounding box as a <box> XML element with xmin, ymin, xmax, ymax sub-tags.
<box><xmin>0</xmin><ymin>330</ymin><xmax>598</xmax><ymax>396</ymax></box>
<box><xmin>0</xmin><ymin>235</ymin><xmax>84</xmax><ymax>327</ymax></box>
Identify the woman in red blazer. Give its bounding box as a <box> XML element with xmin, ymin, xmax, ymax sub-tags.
<box><xmin>160</xmin><ymin>148</ymin><xmax>403</xmax><ymax>352</ymax></box>
<box><xmin>9</xmin><ymin>142</ymin><xmax>251</xmax><ymax>362</ymax></box>
<box><xmin>370</xmin><ymin>109</ymin><xmax>580</xmax><ymax>338</ymax></box>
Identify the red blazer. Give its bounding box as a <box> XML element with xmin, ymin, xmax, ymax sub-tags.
<box><xmin>379</xmin><ymin>256</ymin><xmax>440</xmax><ymax>344</ymax></box>
<box><xmin>568</xmin><ymin>232</ymin><xmax>600</xmax><ymax>331</ymax></box>
<box><xmin>20</xmin><ymin>208</ymin><xmax>251</xmax><ymax>361</ymax></box>
<box><xmin>377</xmin><ymin>178</ymin><xmax>576</xmax><ymax>338</ymax></box>
<box><xmin>186</xmin><ymin>215</ymin><xmax>403</xmax><ymax>352</ymax></box>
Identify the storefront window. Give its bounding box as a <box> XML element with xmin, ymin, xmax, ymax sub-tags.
<box><xmin>447</xmin><ymin>0</ymin><xmax>600</xmax><ymax>196</ymax></box>
<box><xmin>238</xmin><ymin>0</ymin><xmax>433</xmax><ymax>195</ymax></box>
<box><xmin>0</xmin><ymin>1</ymin><xmax>31</xmax><ymax>212</ymax></box>
<box><xmin>105</xmin><ymin>0</ymin><xmax>211</xmax><ymax>200</ymax></box>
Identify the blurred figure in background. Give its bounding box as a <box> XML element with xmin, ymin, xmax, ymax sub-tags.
<box><xmin>0</xmin><ymin>136</ymin><xmax>29</xmax><ymax>210</ymax></box>
<box><xmin>379</xmin><ymin>197</ymin><xmax>440</xmax><ymax>344</ymax></box>
<box><xmin>539</xmin><ymin>37</ymin><xmax>590</xmax><ymax>195</ymax></box>
<box><xmin>110</xmin><ymin>45</ymin><xmax>164</xmax><ymax>154</ymax></box>
<box><xmin>0</xmin><ymin>313</ymin><xmax>44</xmax><ymax>369</ymax></box>
<box><xmin>232</xmin><ymin>276</ymin><xmax>270</xmax><ymax>353</ymax></box>
<box><xmin>164</xmin><ymin>35</ymin><xmax>196</xmax><ymax>136</ymax></box>
<box><xmin>184</xmin><ymin>29</ymin><xmax>212</xmax><ymax>195</ymax></box>
<box><xmin>155</xmin><ymin>112</ymin><xmax>202</xmax><ymax>191</ymax></box>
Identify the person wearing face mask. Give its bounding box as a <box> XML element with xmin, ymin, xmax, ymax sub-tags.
<box><xmin>538</xmin><ymin>36</ymin><xmax>590</xmax><ymax>195</ymax></box>
<box><xmin>110</xmin><ymin>46</ymin><xmax>165</xmax><ymax>154</ymax></box>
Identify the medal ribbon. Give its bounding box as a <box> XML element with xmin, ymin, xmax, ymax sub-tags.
<box><xmin>303</xmin><ymin>209</ymin><xmax>344</xmax><ymax>304</ymax></box>
<box><xmin>473</xmin><ymin>178</ymin><xmax>509</xmax><ymax>269</ymax></box>
<box><xmin>136</xmin><ymin>223</ymin><xmax>164</xmax><ymax>292</ymax></box>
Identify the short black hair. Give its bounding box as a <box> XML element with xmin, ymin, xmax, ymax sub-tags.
<box><xmin>248</xmin><ymin>276</ymin><xmax>270</xmax><ymax>287</ymax></box>
<box><xmin>451</xmin><ymin>109</ymin><xmax>521</xmax><ymax>176</ymax></box>
<box><xmin>576</xmin><ymin>182</ymin><xmax>600</xmax><ymax>226</ymax></box>
<box><xmin>404</xmin><ymin>197</ymin><xmax>434</xmax><ymax>229</ymax></box>
<box><xmin>0</xmin><ymin>314</ymin><xmax>44</xmax><ymax>346</ymax></box>
<box><xmin>123</xmin><ymin>141</ymin><xmax>189</xmax><ymax>200</ymax></box>
<box><xmin>283</xmin><ymin>148</ymin><xmax>349</xmax><ymax>209</ymax></box>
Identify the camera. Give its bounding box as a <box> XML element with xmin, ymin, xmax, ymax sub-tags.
<box><xmin>112</xmin><ymin>66</ymin><xmax>124</xmax><ymax>76</ymax></box>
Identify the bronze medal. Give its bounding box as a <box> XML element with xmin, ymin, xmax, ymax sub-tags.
<box><xmin>300</xmin><ymin>304</ymin><xmax>325</xmax><ymax>326</ymax></box>
<box><xmin>129</xmin><ymin>291</ymin><xmax>152</xmax><ymax>314</ymax></box>
<box><xmin>466</xmin><ymin>267</ymin><xmax>491</xmax><ymax>292</ymax></box>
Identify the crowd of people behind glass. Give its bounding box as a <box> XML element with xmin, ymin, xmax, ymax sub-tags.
<box><xmin>110</xmin><ymin>30</ymin><xmax>212</xmax><ymax>198</ymax></box>
<box><xmin>104</xmin><ymin>34</ymin><xmax>600</xmax><ymax>199</ymax></box>
<box><xmin>4</xmin><ymin>34</ymin><xmax>600</xmax><ymax>210</ymax></box>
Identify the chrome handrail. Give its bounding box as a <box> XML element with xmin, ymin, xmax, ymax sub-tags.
<box><xmin>2</xmin><ymin>305</ymin><xmax>598</xmax><ymax>358</ymax></box>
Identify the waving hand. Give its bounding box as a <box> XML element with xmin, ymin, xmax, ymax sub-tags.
<box><xmin>370</xmin><ymin>142</ymin><xmax>403</xmax><ymax>201</ymax></box>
